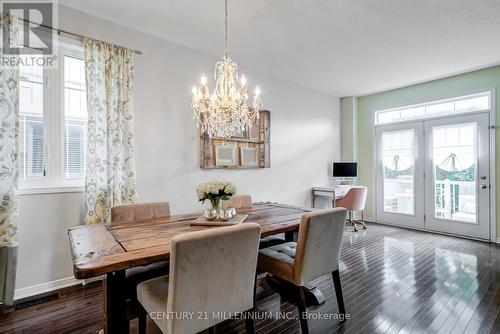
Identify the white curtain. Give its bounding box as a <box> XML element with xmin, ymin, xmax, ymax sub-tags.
<box><xmin>0</xmin><ymin>13</ymin><xmax>20</xmax><ymax>305</ymax></box>
<box><xmin>83</xmin><ymin>38</ymin><xmax>137</xmax><ymax>225</ymax></box>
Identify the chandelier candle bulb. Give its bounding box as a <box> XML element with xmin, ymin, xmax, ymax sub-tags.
<box><xmin>255</xmin><ymin>86</ymin><xmax>261</xmax><ymax>96</ymax></box>
<box><xmin>204</xmin><ymin>85</ymin><xmax>210</xmax><ymax>99</ymax></box>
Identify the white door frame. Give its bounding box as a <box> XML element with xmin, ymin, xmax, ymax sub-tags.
<box><xmin>424</xmin><ymin>112</ymin><xmax>490</xmax><ymax>240</ymax></box>
<box><xmin>373</xmin><ymin>88</ymin><xmax>496</xmax><ymax>242</ymax></box>
<box><xmin>489</xmin><ymin>88</ymin><xmax>497</xmax><ymax>243</ymax></box>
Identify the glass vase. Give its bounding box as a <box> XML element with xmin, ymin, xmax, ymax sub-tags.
<box><xmin>204</xmin><ymin>198</ymin><xmax>222</xmax><ymax>220</ymax></box>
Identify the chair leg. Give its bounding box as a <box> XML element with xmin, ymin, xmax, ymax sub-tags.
<box><xmin>331</xmin><ymin>270</ymin><xmax>346</xmax><ymax>318</ymax></box>
<box><xmin>297</xmin><ymin>287</ymin><xmax>309</xmax><ymax>334</ymax></box>
<box><xmin>138</xmin><ymin>306</ymin><xmax>147</xmax><ymax>334</ymax></box>
<box><xmin>359</xmin><ymin>210</ymin><xmax>367</xmax><ymax>229</ymax></box>
<box><xmin>244</xmin><ymin>310</ymin><xmax>255</xmax><ymax>334</ymax></box>
<box><xmin>348</xmin><ymin>211</ymin><xmax>358</xmax><ymax>232</ymax></box>
<box><xmin>253</xmin><ymin>274</ymin><xmax>258</xmax><ymax>305</ymax></box>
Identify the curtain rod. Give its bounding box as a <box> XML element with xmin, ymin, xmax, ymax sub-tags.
<box><xmin>19</xmin><ymin>18</ymin><xmax>143</xmax><ymax>55</ymax></box>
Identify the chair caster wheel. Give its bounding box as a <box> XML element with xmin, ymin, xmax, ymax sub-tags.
<box><xmin>353</xmin><ymin>228</ymin><xmax>358</xmax><ymax>232</ymax></box>
<box><xmin>363</xmin><ymin>226</ymin><xmax>367</xmax><ymax>230</ymax></box>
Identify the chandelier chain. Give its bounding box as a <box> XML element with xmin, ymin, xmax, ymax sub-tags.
<box><xmin>224</xmin><ymin>0</ymin><xmax>228</xmax><ymax>57</ymax></box>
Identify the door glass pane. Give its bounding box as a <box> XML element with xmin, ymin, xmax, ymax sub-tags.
<box><xmin>382</xmin><ymin>129</ymin><xmax>415</xmax><ymax>215</ymax></box>
<box><xmin>401</xmin><ymin>106</ymin><xmax>425</xmax><ymax>120</ymax></box>
<box><xmin>378</xmin><ymin>110</ymin><xmax>401</xmax><ymax>124</ymax></box>
<box><xmin>432</xmin><ymin>123</ymin><xmax>477</xmax><ymax>223</ymax></box>
<box><xmin>455</xmin><ymin>95</ymin><xmax>489</xmax><ymax>113</ymax></box>
<box><xmin>425</xmin><ymin>102</ymin><xmax>454</xmax><ymax>116</ymax></box>
<box><xmin>375</xmin><ymin>92</ymin><xmax>491</xmax><ymax>125</ymax></box>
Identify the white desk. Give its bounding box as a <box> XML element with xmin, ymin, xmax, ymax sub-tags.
<box><xmin>311</xmin><ymin>185</ymin><xmax>351</xmax><ymax>208</ymax></box>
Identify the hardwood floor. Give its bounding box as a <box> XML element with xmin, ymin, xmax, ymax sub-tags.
<box><xmin>2</xmin><ymin>223</ymin><xmax>500</xmax><ymax>334</ymax></box>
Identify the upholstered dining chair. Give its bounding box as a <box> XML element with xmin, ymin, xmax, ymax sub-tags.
<box><xmin>257</xmin><ymin>208</ymin><xmax>348</xmax><ymax>334</ymax></box>
<box><xmin>335</xmin><ymin>186</ymin><xmax>368</xmax><ymax>232</ymax></box>
<box><xmin>111</xmin><ymin>202</ymin><xmax>171</xmax><ymax>224</ymax></box>
<box><xmin>110</xmin><ymin>202</ymin><xmax>171</xmax><ymax>329</ymax></box>
<box><xmin>137</xmin><ymin>223</ymin><xmax>262</xmax><ymax>334</ymax></box>
<box><xmin>221</xmin><ymin>194</ymin><xmax>253</xmax><ymax>209</ymax></box>
<box><xmin>222</xmin><ymin>195</ymin><xmax>286</xmax><ymax>249</ymax></box>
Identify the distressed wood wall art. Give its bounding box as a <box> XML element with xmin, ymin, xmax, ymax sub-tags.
<box><xmin>199</xmin><ymin>110</ymin><xmax>271</xmax><ymax>169</ymax></box>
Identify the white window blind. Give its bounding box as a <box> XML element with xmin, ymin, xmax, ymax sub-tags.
<box><xmin>19</xmin><ymin>61</ymin><xmax>45</xmax><ymax>180</ymax></box>
<box><xmin>63</xmin><ymin>56</ymin><xmax>88</xmax><ymax>180</ymax></box>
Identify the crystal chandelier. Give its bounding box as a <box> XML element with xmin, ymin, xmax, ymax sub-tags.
<box><xmin>191</xmin><ymin>0</ymin><xmax>263</xmax><ymax>138</ymax></box>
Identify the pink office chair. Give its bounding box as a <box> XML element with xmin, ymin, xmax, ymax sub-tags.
<box><xmin>335</xmin><ymin>186</ymin><xmax>368</xmax><ymax>232</ymax></box>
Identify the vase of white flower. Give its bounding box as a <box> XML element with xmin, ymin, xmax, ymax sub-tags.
<box><xmin>196</xmin><ymin>180</ymin><xmax>237</xmax><ymax>220</ymax></box>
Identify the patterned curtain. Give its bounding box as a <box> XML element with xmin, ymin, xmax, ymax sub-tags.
<box><xmin>83</xmin><ymin>38</ymin><xmax>137</xmax><ymax>225</ymax></box>
<box><xmin>0</xmin><ymin>14</ymin><xmax>20</xmax><ymax>305</ymax></box>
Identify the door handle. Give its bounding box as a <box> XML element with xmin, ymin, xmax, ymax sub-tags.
<box><xmin>480</xmin><ymin>184</ymin><xmax>488</xmax><ymax>189</ymax></box>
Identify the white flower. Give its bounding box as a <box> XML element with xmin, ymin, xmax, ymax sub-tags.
<box><xmin>196</xmin><ymin>180</ymin><xmax>237</xmax><ymax>201</ymax></box>
<box><xmin>224</xmin><ymin>183</ymin><xmax>236</xmax><ymax>195</ymax></box>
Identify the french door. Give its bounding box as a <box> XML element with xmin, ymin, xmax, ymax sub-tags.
<box><xmin>375</xmin><ymin>122</ymin><xmax>424</xmax><ymax>229</ymax></box>
<box><xmin>376</xmin><ymin>113</ymin><xmax>491</xmax><ymax>240</ymax></box>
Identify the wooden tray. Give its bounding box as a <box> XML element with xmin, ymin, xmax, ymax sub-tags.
<box><xmin>190</xmin><ymin>214</ymin><xmax>248</xmax><ymax>226</ymax></box>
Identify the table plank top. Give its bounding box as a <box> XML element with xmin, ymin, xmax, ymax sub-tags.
<box><xmin>68</xmin><ymin>203</ymin><xmax>311</xmax><ymax>279</ymax></box>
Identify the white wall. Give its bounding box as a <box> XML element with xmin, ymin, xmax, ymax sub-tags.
<box><xmin>15</xmin><ymin>5</ymin><xmax>341</xmax><ymax>295</ymax></box>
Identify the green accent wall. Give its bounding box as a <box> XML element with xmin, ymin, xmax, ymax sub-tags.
<box><xmin>342</xmin><ymin>65</ymin><xmax>500</xmax><ymax>235</ymax></box>
<box><xmin>341</xmin><ymin>96</ymin><xmax>357</xmax><ymax>161</ymax></box>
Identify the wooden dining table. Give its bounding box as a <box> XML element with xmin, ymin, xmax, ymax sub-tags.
<box><xmin>68</xmin><ymin>202</ymin><xmax>320</xmax><ymax>333</ymax></box>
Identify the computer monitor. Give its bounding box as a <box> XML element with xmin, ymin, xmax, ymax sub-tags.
<box><xmin>333</xmin><ymin>162</ymin><xmax>358</xmax><ymax>177</ymax></box>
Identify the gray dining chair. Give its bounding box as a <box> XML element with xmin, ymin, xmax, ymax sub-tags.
<box><xmin>257</xmin><ymin>208</ymin><xmax>348</xmax><ymax>334</ymax></box>
<box><xmin>137</xmin><ymin>223</ymin><xmax>262</xmax><ymax>334</ymax></box>
<box><xmin>111</xmin><ymin>202</ymin><xmax>171</xmax><ymax>224</ymax></box>
<box><xmin>222</xmin><ymin>195</ymin><xmax>286</xmax><ymax>249</ymax></box>
<box><xmin>110</xmin><ymin>202</ymin><xmax>171</xmax><ymax>329</ymax></box>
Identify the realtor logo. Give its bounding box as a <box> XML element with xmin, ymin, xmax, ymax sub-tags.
<box><xmin>2</xmin><ymin>1</ymin><xmax>54</xmax><ymax>55</ymax></box>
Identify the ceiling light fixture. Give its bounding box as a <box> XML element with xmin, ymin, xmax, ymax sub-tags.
<box><xmin>191</xmin><ymin>0</ymin><xmax>263</xmax><ymax>138</ymax></box>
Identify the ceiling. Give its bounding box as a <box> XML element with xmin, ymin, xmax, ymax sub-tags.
<box><xmin>59</xmin><ymin>0</ymin><xmax>500</xmax><ymax>97</ymax></box>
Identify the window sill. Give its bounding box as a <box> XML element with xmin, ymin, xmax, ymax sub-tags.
<box><xmin>19</xmin><ymin>185</ymin><xmax>84</xmax><ymax>195</ymax></box>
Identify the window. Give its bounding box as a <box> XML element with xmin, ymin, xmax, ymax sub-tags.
<box><xmin>19</xmin><ymin>62</ymin><xmax>44</xmax><ymax>180</ymax></box>
<box><xmin>375</xmin><ymin>92</ymin><xmax>491</xmax><ymax>125</ymax></box>
<box><xmin>63</xmin><ymin>56</ymin><xmax>87</xmax><ymax>180</ymax></box>
<box><xmin>18</xmin><ymin>41</ymin><xmax>87</xmax><ymax>191</ymax></box>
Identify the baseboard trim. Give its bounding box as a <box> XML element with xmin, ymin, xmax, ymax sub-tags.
<box><xmin>14</xmin><ymin>277</ymin><xmax>82</xmax><ymax>301</ymax></box>
<box><xmin>496</xmin><ymin>238</ymin><xmax>500</xmax><ymax>244</ymax></box>
<box><xmin>372</xmin><ymin>219</ymin><xmax>490</xmax><ymax>243</ymax></box>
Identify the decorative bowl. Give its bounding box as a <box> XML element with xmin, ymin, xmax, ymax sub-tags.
<box><xmin>217</xmin><ymin>208</ymin><xmax>235</xmax><ymax>221</ymax></box>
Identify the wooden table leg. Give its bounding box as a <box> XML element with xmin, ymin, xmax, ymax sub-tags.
<box><xmin>104</xmin><ymin>270</ymin><xmax>128</xmax><ymax>334</ymax></box>
<box><xmin>284</xmin><ymin>231</ymin><xmax>297</xmax><ymax>242</ymax></box>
